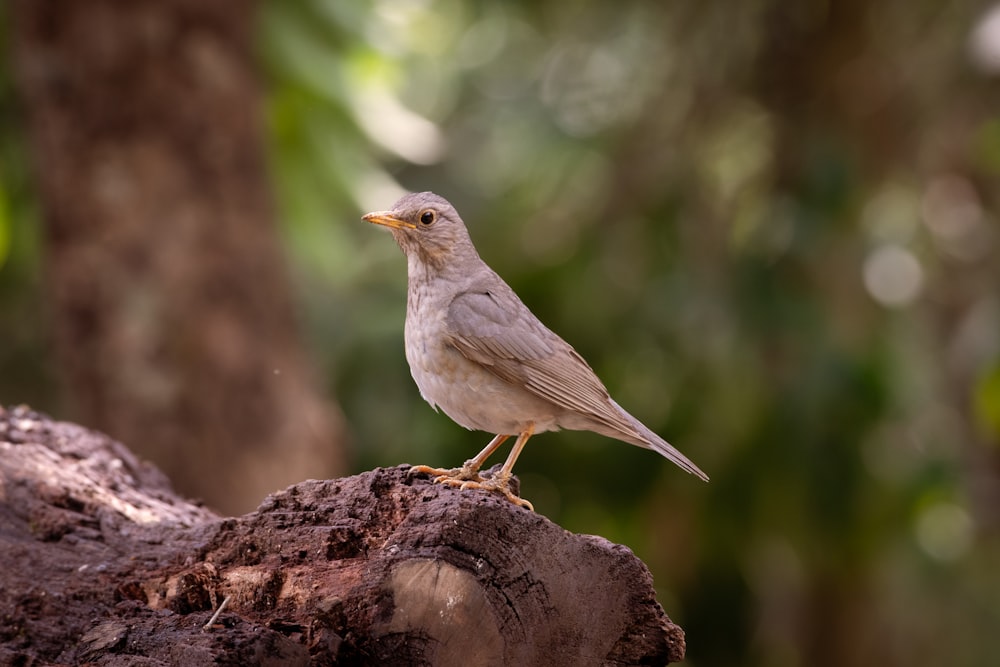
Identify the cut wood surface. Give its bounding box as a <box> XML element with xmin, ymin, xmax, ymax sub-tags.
<box><xmin>0</xmin><ymin>405</ymin><xmax>686</xmax><ymax>666</ymax></box>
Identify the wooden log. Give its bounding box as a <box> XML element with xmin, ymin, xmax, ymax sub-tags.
<box><xmin>0</xmin><ymin>405</ymin><xmax>686</xmax><ymax>665</ymax></box>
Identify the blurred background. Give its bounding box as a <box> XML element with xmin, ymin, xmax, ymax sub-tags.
<box><xmin>2</xmin><ymin>0</ymin><xmax>1000</xmax><ymax>665</ymax></box>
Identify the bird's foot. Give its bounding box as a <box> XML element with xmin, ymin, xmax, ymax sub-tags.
<box><xmin>478</xmin><ymin>473</ymin><xmax>534</xmax><ymax>511</ymax></box>
<box><xmin>408</xmin><ymin>463</ymin><xmax>483</xmax><ymax>485</ymax></box>
<box><xmin>408</xmin><ymin>465</ymin><xmax>533</xmax><ymax>511</ymax></box>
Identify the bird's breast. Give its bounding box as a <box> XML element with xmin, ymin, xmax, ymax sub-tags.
<box><xmin>403</xmin><ymin>283</ymin><xmax>560</xmax><ymax>435</ymax></box>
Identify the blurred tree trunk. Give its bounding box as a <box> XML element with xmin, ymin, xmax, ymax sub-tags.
<box><xmin>752</xmin><ymin>3</ymin><xmax>894</xmax><ymax>667</ymax></box>
<box><xmin>10</xmin><ymin>0</ymin><xmax>347</xmax><ymax>514</ymax></box>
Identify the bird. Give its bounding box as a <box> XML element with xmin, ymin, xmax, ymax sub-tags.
<box><xmin>363</xmin><ymin>191</ymin><xmax>708</xmax><ymax>510</ymax></box>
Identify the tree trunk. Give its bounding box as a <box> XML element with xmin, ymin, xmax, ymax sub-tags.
<box><xmin>9</xmin><ymin>0</ymin><xmax>346</xmax><ymax>514</ymax></box>
<box><xmin>0</xmin><ymin>405</ymin><xmax>686</xmax><ymax>666</ymax></box>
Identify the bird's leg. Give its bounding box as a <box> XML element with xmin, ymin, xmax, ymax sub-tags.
<box><xmin>410</xmin><ymin>427</ymin><xmax>536</xmax><ymax>510</ymax></box>
<box><xmin>478</xmin><ymin>425</ymin><xmax>535</xmax><ymax>511</ymax></box>
<box><xmin>409</xmin><ymin>433</ymin><xmax>509</xmax><ymax>484</ymax></box>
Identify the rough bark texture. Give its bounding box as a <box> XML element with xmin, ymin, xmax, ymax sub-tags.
<box><xmin>0</xmin><ymin>405</ymin><xmax>686</xmax><ymax>666</ymax></box>
<box><xmin>9</xmin><ymin>0</ymin><xmax>346</xmax><ymax>515</ymax></box>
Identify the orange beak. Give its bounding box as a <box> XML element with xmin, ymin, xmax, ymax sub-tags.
<box><xmin>362</xmin><ymin>211</ymin><xmax>417</xmax><ymax>230</ymax></box>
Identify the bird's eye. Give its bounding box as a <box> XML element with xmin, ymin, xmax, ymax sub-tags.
<box><xmin>419</xmin><ymin>210</ymin><xmax>436</xmax><ymax>225</ymax></box>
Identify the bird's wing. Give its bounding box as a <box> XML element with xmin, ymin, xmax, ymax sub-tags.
<box><xmin>444</xmin><ymin>288</ymin><xmax>556</xmax><ymax>367</ymax></box>
<box><xmin>446</xmin><ymin>288</ymin><xmax>710</xmax><ymax>481</ymax></box>
<box><xmin>444</xmin><ymin>288</ymin><xmax>638</xmax><ymax>436</ymax></box>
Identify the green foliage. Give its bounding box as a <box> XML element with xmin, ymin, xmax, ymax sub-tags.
<box><xmin>0</xmin><ymin>3</ymin><xmax>51</xmax><ymax>408</ymax></box>
<box><xmin>0</xmin><ymin>181</ymin><xmax>10</xmax><ymax>271</ymax></box>
<box><xmin>976</xmin><ymin>362</ymin><xmax>1000</xmax><ymax>438</ymax></box>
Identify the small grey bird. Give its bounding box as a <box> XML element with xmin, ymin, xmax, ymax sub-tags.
<box><xmin>364</xmin><ymin>192</ymin><xmax>708</xmax><ymax>510</ymax></box>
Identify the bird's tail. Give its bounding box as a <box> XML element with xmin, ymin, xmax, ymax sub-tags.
<box><xmin>608</xmin><ymin>399</ymin><xmax>710</xmax><ymax>482</ymax></box>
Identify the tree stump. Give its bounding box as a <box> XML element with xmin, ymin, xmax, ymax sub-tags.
<box><xmin>0</xmin><ymin>405</ymin><xmax>686</xmax><ymax>665</ymax></box>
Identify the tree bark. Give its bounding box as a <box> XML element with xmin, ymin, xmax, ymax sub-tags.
<box><xmin>0</xmin><ymin>405</ymin><xmax>686</xmax><ymax>666</ymax></box>
<box><xmin>9</xmin><ymin>0</ymin><xmax>346</xmax><ymax>515</ymax></box>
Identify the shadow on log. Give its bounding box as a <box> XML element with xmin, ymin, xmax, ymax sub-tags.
<box><xmin>0</xmin><ymin>405</ymin><xmax>686</xmax><ymax>666</ymax></box>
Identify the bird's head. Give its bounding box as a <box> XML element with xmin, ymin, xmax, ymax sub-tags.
<box><xmin>363</xmin><ymin>191</ymin><xmax>479</xmax><ymax>271</ymax></box>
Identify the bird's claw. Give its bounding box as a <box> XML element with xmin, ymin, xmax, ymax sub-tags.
<box><xmin>477</xmin><ymin>474</ymin><xmax>534</xmax><ymax>511</ymax></box>
<box><xmin>407</xmin><ymin>464</ymin><xmax>482</xmax><ymax>483</ymax></box>
<box><xmin>408</xmin><ymin>465</ymin><xmax>533</xmax><ymax>511</ymax></box>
